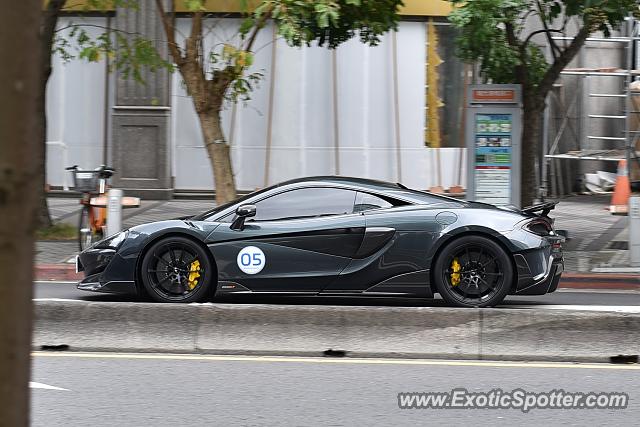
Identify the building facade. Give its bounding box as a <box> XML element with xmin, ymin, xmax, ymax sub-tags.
<box><xmin>46</xmin><ymin>0</ymin><xmax>468</xmax><ymax>197</ymax></box>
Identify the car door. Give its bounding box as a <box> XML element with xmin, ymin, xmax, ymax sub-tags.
<box><xmin>324</xmin><ymin>191</ymin><xmax>442</xmax><ymax>293</ymax></box>
<box><xmin>209</xmin><ymin>187</ymin><xmax>365</xmax><ymax>293</ymax></box>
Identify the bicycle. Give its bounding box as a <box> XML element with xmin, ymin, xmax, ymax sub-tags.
<box><xmin>66</xmin><ymin>165</ymin><xmax>115</xmax><ymax>251</ymax></box>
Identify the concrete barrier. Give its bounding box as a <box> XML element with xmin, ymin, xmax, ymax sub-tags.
<box><xmin>33</xmin><ymin>301</ymin><xmax>640</xmax><ymax>362</ymax></box>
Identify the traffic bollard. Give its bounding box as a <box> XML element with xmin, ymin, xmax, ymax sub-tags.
<box><xmin>106</xmin><ymin>189</ymin><xmax>123</xmax><ymax>237</ymax></box>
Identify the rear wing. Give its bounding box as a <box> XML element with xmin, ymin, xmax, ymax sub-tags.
<box><xmin>522</xmin><ymin>201</ymin><xmax>557</xmax><ymax>217</ymax></box>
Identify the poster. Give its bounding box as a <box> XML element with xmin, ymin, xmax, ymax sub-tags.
<box><xmin>474</xmin><ymin>114</ymin><xmax>512</xmax><ymax>205</ymax></box>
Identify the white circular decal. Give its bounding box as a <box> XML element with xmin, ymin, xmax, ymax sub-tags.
<box><xmin>236</xmin><ymin>246</ymin><xmax>266</xmax><ymax>275</ymax></box>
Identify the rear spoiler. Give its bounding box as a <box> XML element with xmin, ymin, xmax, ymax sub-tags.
<box><xmin>522</xmin><ymin>201</ymin><xmax>557</xmax><ymax>217</ymax></box>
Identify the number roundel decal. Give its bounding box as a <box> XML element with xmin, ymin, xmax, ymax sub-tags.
<box><xmin>236</xmin><ymin>246</ymin><xmax>266</xmax><ymax>275</ymax></box>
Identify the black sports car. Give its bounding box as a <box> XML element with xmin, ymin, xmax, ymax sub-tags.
<box><xmin>76</xmin><ymin>176</ymin><xmax>563</xmax><ymax>307</ymax></box>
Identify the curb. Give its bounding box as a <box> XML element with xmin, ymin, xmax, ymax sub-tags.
<box><xmin>35</xmin><ymin>264</ymin><xmax>81</xmax><ymax>281</ymax></box>
<box><xmin>33</xmin><ymin>301</ymin><xmax>640</xmax><ymax>363</ymax></box>
<box><xmin>35</xmin><ymin>264</ymin><xmax>640</xmax><ymax>290</ymax></box>
<box><xmin>559</xmin><ymin>273</ymin><xmax>640</xmax><ymax>290</ymax></box>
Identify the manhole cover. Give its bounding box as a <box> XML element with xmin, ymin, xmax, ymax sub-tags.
<box><xmin>608</xmin><ymin>241</ymin><xmax>629</xmax><ymax>250</ymax></box>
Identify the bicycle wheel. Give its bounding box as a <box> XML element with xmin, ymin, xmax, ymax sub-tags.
<box><xmin>78</xmin><ymin>206</ymin><xmax>96</xmax><ymax>251</ymax></box>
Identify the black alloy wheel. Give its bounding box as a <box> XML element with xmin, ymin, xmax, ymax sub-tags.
<box><xmin>434</xmin><ymin>235</ymin><xmax>513</xmax><ymax>308</ymax></box>
<box><xmin>140</xmin><ymin>236</ymin><xmax>213</xmax><ymax>303</ymax></box>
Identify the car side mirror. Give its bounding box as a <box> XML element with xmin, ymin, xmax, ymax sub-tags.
<box><xmin>231</xmin><ymin>204</ymin><xmax>256</xmax><ymax>231</ymax></box>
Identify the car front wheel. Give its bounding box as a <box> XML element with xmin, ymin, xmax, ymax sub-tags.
<box><xmin>434</xmin><ymin>235</ymin><xmax>514</xmax><ymax>308</ymax></box>
<box><xmin>140</xmin><ymin>236</ymin><xmax>213</xmax><ymax>303</ymax></box>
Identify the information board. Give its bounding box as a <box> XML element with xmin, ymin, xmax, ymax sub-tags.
<box><xmin>465</xmin><ymin>84</ymin><xmax>522</xmax><ymax>207</ymax></box>
<box><xmin>474</xmin><ymin>113</ymin><xmax>512</xmax><ymax>205</ymax></box>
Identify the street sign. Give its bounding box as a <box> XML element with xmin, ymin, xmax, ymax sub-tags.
<box><xmin>465</xmin><ymin>84</ymin><xmax>522</xmax><ymax>207</ymax></box>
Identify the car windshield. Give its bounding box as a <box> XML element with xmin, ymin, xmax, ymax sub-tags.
<box><xmin>189</xmin><ymin>184</ymin><xmax>279</xmax><ymax>221</ymax></box>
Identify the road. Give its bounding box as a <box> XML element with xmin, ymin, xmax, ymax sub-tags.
<box><xmin>31</xmin><ymin>352</ymin><xmax>639</xmax><ymax>426</ymax></box>
<box><xmin>34</xmin><ymin>280</ymin><xmax>640</xmax><ymax>308</ymax></box>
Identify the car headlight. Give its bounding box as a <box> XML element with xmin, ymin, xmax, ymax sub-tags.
<box><xmin>95</xmin><ymin>230</ymin><xmax>129</xmax><ymax>249</ymax></box>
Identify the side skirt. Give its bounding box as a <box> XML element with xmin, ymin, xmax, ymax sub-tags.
<box><xmin>361</xmin><ymin>270</ymin><xmax>432</xmax><ymax>298</ymax></box>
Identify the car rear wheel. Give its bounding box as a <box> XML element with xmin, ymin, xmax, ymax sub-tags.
<box><xmin>434</xmin><ymin>235</ymin><xmax>513</xmax><ymax>308</ymax></box>
<box><xmin>140</xmin><ymin>236</ymin><xmax>213</xmax><ymax>303</ymax></box>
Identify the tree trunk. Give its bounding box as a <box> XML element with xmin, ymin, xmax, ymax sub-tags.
<box><xmin>198</xmin><ymin>110</ymin><xmax>238</xmax><ymax>204</ymax></box>
<box><xmin>36</xmin><ymin>0</ymin><xmax>66</xmax><ymax>228</ymax></box>
<box><xmin>36</xmin><ymin>62</ymin><xmax>53</xmax><ymax>227</ymax></box>
<box><xmin>0</xmin><ymin>0</ymin><xmax>41</xmax><ymax>425</ymax></box>
<box><xmin>520</xmin><ymin>95</ymin><xmax>545</xmax><ymax>207</ymax></box>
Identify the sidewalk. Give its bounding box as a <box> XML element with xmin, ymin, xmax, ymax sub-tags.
<box><xmin>552</xmin><ymin>194</ymin><xmax>630</xmax><ymax>273</ymax></box>
<box><xmin>36</xmin><ymin>194</ymin><xmax>637</xmax><ymax>286</ymax></box>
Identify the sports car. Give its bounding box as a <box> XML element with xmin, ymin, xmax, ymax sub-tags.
<box><xmin>76</xmin><ymin>176</ymin><xmax>564</xmax><ymax>307</ymax></box>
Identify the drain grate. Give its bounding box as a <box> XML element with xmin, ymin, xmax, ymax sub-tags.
<box><xmin>608</xmin><ymin>241</ymin><xmax>629</xmax><ymax>250</ymax></box>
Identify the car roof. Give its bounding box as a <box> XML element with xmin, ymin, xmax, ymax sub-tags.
<box><xmin>274</xmin><ymin>176</ymin><xmax>406</xmax><ymax>192</ymax></box>
<box><xmin>277</xmin><ymin>176</ymin><xmax>463</xmax><ymax>203</ymax></box>
<box><xmin>192</xmin><ymin>176</ymin><xmax>464</xmax><ymax>221</ymax></box>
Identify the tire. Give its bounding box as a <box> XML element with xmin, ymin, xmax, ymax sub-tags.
<box><xmin>433</xmin><ymin>235</ymin><xmax>514</xmax><ymax>308</ymax></box>
<box><xmin>78</xmin><ymin>207</ymin><xmax>100</xmax><ymax>251</ymax></box>
<box><xmin>140</xmin><ymin>236</ymin><xmax>213</xmax><ymax>303</ymax></box>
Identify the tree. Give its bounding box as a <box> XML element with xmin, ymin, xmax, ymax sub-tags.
<box><xmin>38</xmin><ymin>0</ymin><xmax>170</xmax><ymax>227</ymax></box>
<box><xmin>449</xmin><ymin>0</ymin><xmax>638</xmax><ymax>206</ymax></box>
<box><xmin>0</xmin><ymin>0</ymin><xmax>41</xmax><ymax>425</ymax></box>
<box><xmin>154</xmin><ymin>0</ymin><xmax>404</xmax><ymax>204</ymax></box>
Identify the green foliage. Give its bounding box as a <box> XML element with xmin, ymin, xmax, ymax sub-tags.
<box><xmin>183</xmin><ymin>0</ymin><xmax>206</xmax><ymax>12</ymax></box>
<box><xmin>449</xmin><ymin>0</ymin><xmax>638</xmax><ymax>89</ymax></box>
<box><xmin>255</xmin><ymin>0</ymin><xmax>404</xmax><ymax>48</ymax></box>
<box><xmin>83</xmin><ymin>0</ymin><xmax>139</xmax><ymax>12</ymax></box>
<box><xmin>203</xmin><ymin>0</ymin><xmax>403</xmax><ymax>103</ymax></box>
<box><xmin>229</xmin><ymin>72</ymin><xmax>264</xmax><ymax>103</ymax></box>
<box><xmin>449</xmin><ymin>0</ymin><xmax>533</xmax><ymax>84</ymax></box>
<box><xmin>53</xmin><ymin>24</ymin><xmax>173</xmax><ymax>83</ymax></box>
<box><xmin>208</xmin><ymin>44</ymin><xmax>263</xmax><ymax>103</ymax></box>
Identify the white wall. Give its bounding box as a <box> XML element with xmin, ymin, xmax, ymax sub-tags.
<box><xmin>46</xmin><ymin>17</ymin><xmax>108</xmax><ymax>188</ymax></box>
<box><xmin>172</xmin><ymin>19</ymin><xmax>466</xmax><ymax>191</ymax></box>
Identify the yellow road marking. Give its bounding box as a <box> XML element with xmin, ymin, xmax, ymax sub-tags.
<box><xmin>31</xmin><ymin>352</ymin><xmax>640</xmax><ymax>370</ymax></box>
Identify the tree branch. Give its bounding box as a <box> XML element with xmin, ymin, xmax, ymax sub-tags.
<box><xmin>186</xmin><ymin>11</ymin><xmax>203</xmax><ymax>63</ymax></box>
<box><xmin>55</xmin><ymin>23</ymin><xmax>139</xmax><ymax>36</ymax></box>
<box><xmin>505</xmin><ymin>21</ymin><xmax>519</xmax><ymax>48</ymax></box>
<box><xmin>523</xmin><ymin>28</ymin><xmax>563</xmax><ymax>48</ymax></box>
<box><xmin>535</xmin><ymin>0</ymin><xmax>560</xmax><ymax>59</ymax></box>
<box><xmin>244</xmin><ymin>6</ymin><xmax>273</xmax><ymax>52</ymax></box>
<box><xmin>154</xmin><ymin>0</ymin><xmax>184</xmax><ymax>65</ymax></box>
<box><xmin>505</xmin><ymin>21</ymin><xmax>528</xmax><ymax>87</ymax></box>
<box><xmin>538</xmin><ymin>23</ymin><xmax>591</xmax><ymax>96</ymax></box>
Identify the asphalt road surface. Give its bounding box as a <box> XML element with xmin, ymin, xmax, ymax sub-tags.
<box><xmin>34</xmin><ymin>281</ymin><xmax>640</xmax><ymax>308</ymax></box>
<box><xmin>32</xmin><ymin>352</ymin><xmax>639</xmax><ymax>426</ymax></box>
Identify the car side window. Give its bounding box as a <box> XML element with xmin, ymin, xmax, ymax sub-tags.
<box><xmin>353</xmin><ymin>192</ymin><xmax>395</xmax><ymax>213</ymax></box>
<box><xmin>250</xmin><ymin>188</ymin><xmax>357</xmax><ymax>222</ymax></box>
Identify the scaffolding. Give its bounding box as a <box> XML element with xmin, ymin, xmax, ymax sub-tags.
<box><xmin>543</xmin><ymin>18</ymin><xmax>640</xmax><ymax>198</ymax></box>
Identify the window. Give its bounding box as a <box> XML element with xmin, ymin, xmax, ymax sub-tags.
<box><xmin>353</xmin><ymin>192</ymin><xmax>394</xmax><ymax>213</ymax></box>
<box><xmin>251</xmin><ymin>187</ymin><xmax>357</xmax><ymax>222</ymax></box>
